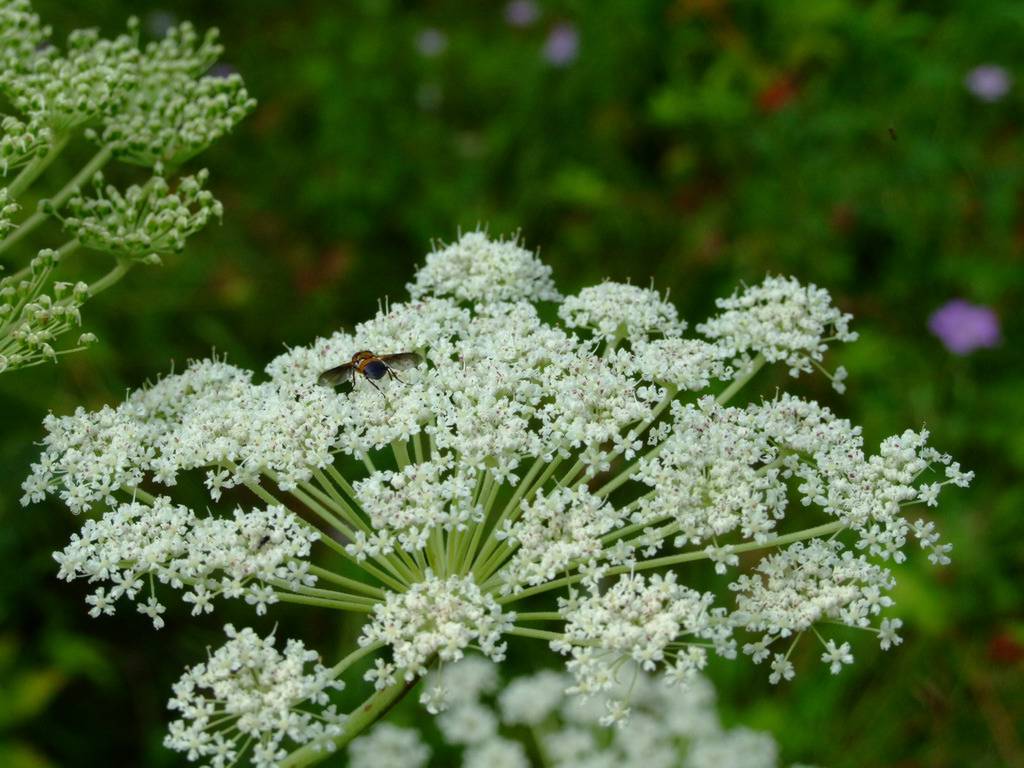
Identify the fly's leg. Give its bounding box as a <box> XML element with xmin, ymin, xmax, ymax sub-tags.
<box><xmin>367</xmin><ymin>377</ymin><xmax>387</xmax><ymax>400</ymax></box>
<box><xmin>386</xmin><ymin>366</ymin><xmax>409</xmax><ymax>385</ymax></box>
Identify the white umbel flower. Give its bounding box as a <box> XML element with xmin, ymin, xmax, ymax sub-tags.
<box><xmin>559</xmin><ymin>281</ymin><xmax>686</xmax><ymax>343</ymax></box>
<box><xmin>25</xmin><ymin>229</ymin><xmax>970</xmax><ymax>762</ymax></box>
<box><xmin>408</xmin><ymin>231</ymin><xmax>560</xmax><ymax>303</ymax></box>
<box><xmin>53</xmin><ymin>496</ymin><xmax>318</xmax><ymax>626</ymax></box>
<box><xmin>359</xmin><ymin>572</ymin><xmax>515</xmax><ymax>688</ymax></box>
<box><xmin>165</xmin><ymin>625</ymin><xmax>344</xmax><ymax>768</ymax></box>
<box><xmin>697</xmin><ymin>275</ymin><xmax>856</xmax><ymax>380</ymax></box>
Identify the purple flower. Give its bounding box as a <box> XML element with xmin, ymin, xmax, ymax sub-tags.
<box><xmin>416</xmin><ymin>28</ymin><xmax>448</xmax><ymax>58</ymax></box>
<box><xmin>505</xmin><ymin>0</ymin><xmax>539</xmax><ymax>28</ymax></box>
<box><xmin>207</xmin><ymin>62</ymin><xmax>237</xmax><ymax>79</ymax></box>
<box><xmin>928</xmin><ymin>299</ymin><xmax>1001</xmax><ymax>355</ymax></box>
<box><xmin>543</xmin><ymin>22</ymin><xmax>578</xmax><ymax>67</ymax></box>
<box><xmin>964</xmin><ymin>65</ymin><xmax>1012</xmax><ymax>102</ymax></box>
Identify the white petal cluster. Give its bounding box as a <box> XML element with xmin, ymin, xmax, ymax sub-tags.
<box><xmin>559</xmin><ymin>281</ymin><xmax>685</xmax><ymax>343</ymax></box>
<box><xmin>747</xmin><ymin>394</ymin><xmax>970</xmax><ymax>561</ymax></box>
<box><xmin>553</xmin><ymin>572</ymin><xmax>730</xmax><ymax>711</ymax></box>
<box><xmin>54</xmin><ymin>496</ymin><xmax>318</xmax><ymax>626</ymax></box>
<box><xmin>351</xmin><ymin>461</ymin><xmax>480</xmax><ymax>556</ymax></box>
<box><xmin>731</xmin><ymin>539</ymin><xmax>894</xmax><ymax>673</ymax></box>
<box><xmin>360</xmin><ymin>573</ymin><xmax>514</xmax><ymax>688</ymax></box>
<box><xmin>697</xmin><ymin>275</ymin><xmax>856</xmax><ymax>379</ymax></box>
<box><xmin>61</xmin><ymin>170</ymin><xmax>222</xmax><ymax>263</ymax></box>
<box><xmin>348</xmin><ymin>723</ymin><xmax>431</xmax><ymax>768</ymax></box>
<box><xmin>95</xmin><ymin>22</ymin><xmax>255</xmax><ymax>168</ymax></box>
<box><xmin>634</xmin><ymin>397</ymin><xmax>785</xmax><ymax>547</ymax></box>
<box><xmin>499</xmin><ymin>486</ymin><xmax>629</xmax><ymax>593</ymax></box>
<box><xmin>407</xmin><ymin>231</ymin><xmax>561</xmax><ymax>303</ymax></box>
<box><xmin>628</xmin><ymin>338</ymin><xmax>731</xmax><ymax>390</ymax></box>
<box><xmin>23</xmin><ymin>358</ymin><xmax>343</xmax><ymax>510</ymax></box>
<box><xmin>361</xmin><ymin>658</ymin><xmax>785</xmax><ymax>768</ymax></box>
<box><xmin>165</xmin><ymin>625</ymin><xmax>344</xmax><ymax>768</ymax></box>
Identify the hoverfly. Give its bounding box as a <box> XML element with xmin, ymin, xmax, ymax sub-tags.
<box><xmin>318</xmin><ymin>350</ymin><xmax>422</xmax><ymax>395</ymax></box>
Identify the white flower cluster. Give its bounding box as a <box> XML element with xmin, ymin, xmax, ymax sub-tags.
<box><xmin>54</xmin><ymin>496</ymin><xmax>318</xmax><ymax>627</ymax></box>
<box><xmin>348</xmin><ymin>723</ymin><xmax>431</xmax><ymax>768</ymax></box>
<box><xmin>26</xmin><ymin>231</ymin><xmax>969</xmax><ymax>761</ymax></box>
<box><xmin>166</xmin><ymin>625</ymin><xmax>344</xmax><ymax>768</ymax></box>
<box><xmin>23</xmin><ymin>358</ymin><xmax>340</xmax><ymax>512</ymax></box>
<box><xmin>61</xmin><ymin>170</ymin><xmax>222</xmax><ymax>263</ymax></box>
<box><xmin>407</xmin><ymin>231</ymin><xmax>561</xmax><ymax>303</ymax></box>
<box><xmin>351</xmin><ymin>657</ymin><xmax>793</xmax><ymax>768</ymax></box>
<box><xmin>559</xmin><ymin>281</ymin><xmax>685</xmax><ymax>343</ymax></box>
<box><xmin>360</xmin><ymin>573</ymin><xmax>514</xmax><ymax>696</ymax></box>
<box><xmin>697</xmin><ymin>275</ymin><xmax>857</xmax><ymax>385</ymax></box>
<box><xmin>499</xmin><ymin>486</ymin><xmax>629</xmax><ymax>593</ymax></box>
<box><xmin>554</xmin><ymin>572</ymin><xmax>730</xmax><ymax>718</ymax></box>
<box><xmin>94</xmin><ymin>22</ymin><xmax>255</xmax><ymax>168</ymax></box>
<box><xmin>350</xmin><ymin>459</ymin><xmax>481</xmax><ymax>555</ymax></box>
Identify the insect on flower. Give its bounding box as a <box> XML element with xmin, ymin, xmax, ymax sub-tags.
<box><xmin>318</xmin><ymin>350</ymin><xmax>423</xmax><ymax>394</ymax></box>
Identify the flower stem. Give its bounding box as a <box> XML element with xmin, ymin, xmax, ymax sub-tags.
<box><xmin>715</xmin><ymin>353</ymin><xmax>766</xmax><ymax>405</ymax></box>
<box><xmin>496</xmin><ymin>520</ymin><xmax>847</xmax><ymax>604</ymax></box>
<box><xmin>5</xmin><ymin>133</ymin><xmax>70</xmax><ymax>199</ymax></box>
<box><xmin>307</xmin><ymin>565</ymin><xmax>385</xmax><ymax>598</ymax></box>
<box><xmin>273</xmin><ymin>592</ymin><xmax>374</xmax><ymax>612</ymax></box>
<box><xmin>0</xmin><ymin>143</ymin><xmax>112</xmax><ymax>258</ymax></box>
<box><xmin>508</xmin><ymin>626</ymin><xmax>565</xmax><ymax>642</ymax></box>
<box><xmin>279</xmin><ymin>675</ymin><xmax>421</xmax><ymax>767</ymax></box>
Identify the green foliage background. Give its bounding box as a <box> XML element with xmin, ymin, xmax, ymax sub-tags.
<box><xmin>1</xmin><ymin>1</ymin><xmax>1021</xmax><ymax>766</ymax></box>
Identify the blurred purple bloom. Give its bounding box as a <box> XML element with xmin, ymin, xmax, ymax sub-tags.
<box><xmin>928</xmin><ymin>299</ymin><xmax>1001</xmax><ymax>355</ymax></box>
<box><xmin>416</xmin><ymin>28</ymin><xmax>448</xmax><ymax>58</ymax></box>
<box><xmin>505</xmin><ymin>0</ymin><xmax>539</xmax><ymax>28</ymax></box>
<box><xmin>207</xmin><ymin>63</ymin><xmax>238</xmax><ymax>79</ymax></box>
<box><xmin>964</xmin><ymin>65</ymin><xmax>1012</xmax><ymax>102</ymax></box>
<box><xmin>145</xmin><ymin>10</ymin><xmax>177</xmax><ymax>38</ymax></box>
<box><xmin>543</xmin><ymin>22</ymin><xmax>578</xmax><ymax>67</ymax></box>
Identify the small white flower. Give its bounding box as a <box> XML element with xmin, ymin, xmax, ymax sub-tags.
<box><xmin>820</xmin><ymin>639</ymin><xmax>854</xmax><ymax>674</ymax></box>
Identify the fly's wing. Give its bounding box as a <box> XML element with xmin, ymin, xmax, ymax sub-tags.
<box><xmin>318</xmin><ymin>362</ymin><xmax>355</xmax><ymax>387</ymax></box>
<box><xmin>379</xmin><ymin>352</ymin><xmax>423</xmax><ymax>370</ymax></box>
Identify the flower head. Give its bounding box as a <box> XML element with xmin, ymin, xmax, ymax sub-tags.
<box><xmin>408</xmin><ymin>231</ymin><xmax>560</xmax><ymax>303</ymax></box>
<box><xmin>543</xmin><ymin>23</ymin><xmax>579</xmax><ymax>67</ymax></box>
<box><xmin>928</xmin><ymin>298</ymin><xmax>1000</xmax><ymax>355</ymax></box>
<box><xmin>26</xmin><ymin>231</ymin><xmax>969</xmax><ymax>759</ymax></box>
<box><xmin>165</xmin><ymin>625</ymin><xmax>344</xmax><ymax>767</ymax></box>
<box><xmin>965</xmin><ymin>64</ymin><xmax>1012</xmax><ymax>102</ymax></box>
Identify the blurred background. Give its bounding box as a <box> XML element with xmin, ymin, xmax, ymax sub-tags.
<box><xmin>1</xmin><ymin>1</ymin><xmax>1022</xmax><ymax>765</ymax></box>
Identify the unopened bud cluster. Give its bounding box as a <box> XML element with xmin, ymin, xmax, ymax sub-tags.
<box><xmin>0</xmin><ymin>0</ymin><xmax>251</xmax><ymax>374</ymax></box>
<box><xmin>62</xmin><ymin>170</ymin><xmax>222</xmax><ymax>262</ymax></box>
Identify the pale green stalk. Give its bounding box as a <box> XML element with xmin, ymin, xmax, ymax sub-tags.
<box><xmin>279</xmin><ymin>675</ymin><xmax>420</xmax><ymax>767</ymax></box>
<box><xmin>495</xmin><ymin>520</ymin><xmax>846</xmax><ymax>604</ymax></box>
